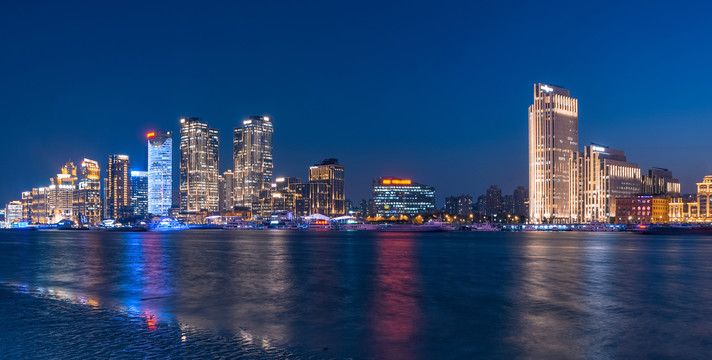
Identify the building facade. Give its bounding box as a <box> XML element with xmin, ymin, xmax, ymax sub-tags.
<box><xmin>513</xmin><ymin>186</ymin><xmax>529</xmax><ymax>217</ymax></box>
<box><xmin>147</xmin><ymin>131</ymin><xmax>172</xmax><ymax>216</ymax></box>
<box><xmin>529</xmin><ymin>83</ymin><xmax>579</xmax><ymax>223</ymax></box>
<box><xmin>581</xmin><ymin>145</ymin><xmax>641</xmax><ymax>223</ymax></box>
<box><xmin>179</xmin><ymin>117</ymin><xmax>220</xmax><ymax>213</ymax></box>
<box><xmin>47</xmin><ymin>161</ymin><xmax>77</xmax><ymax>223</ymax></box>
<box><xmin>219</xmin><ymin>170</ymin><xmax>235</xmax><ymax>212</ymax></box>
<box><xmin>694</xmin><ymin>175</ymin><xmax>712</xmax><ymax>221</ymax></box>
<box><xmin>642</xmin><ymin>168</ymin><xmax>680</xmax><ymax>197</ymax></box>
<box><xmin>106</xmin><ymin>154</ymin><xmax>132</xmax><ymax>220</ymax></box>
<box><xmin>233</xmin><ymin>115</ymin><xmax>273</xmax><ymax>209</ymax></box>
<box><xmin>372</xmin><ymin>177</ymin><xmax>435</xmax><ymax>217</ymax></box>
<box><xmin>615</xmin><ymin>196</ymin><xmax>670</xmax><ymax>224</ymax></box>
<box><xmin>308</xmin><ymin>159</ymin><xmax>345</xmax><ymax>216</ymax></box>
<box><xmin>131</xmin><ymin>171</ymin><xmax>148</xmax><ymax>217</ymax></box>
<box><xmin>73</xmin><ymin>158</ymin><xmax>102</xmax><ymax>225</ymax></box>
<box><xmin>5</xmin><ymin>201</ymin><xmax>22</xmax><ymax>224</ymax></box>
<box><xmin>444</xmin><ymin>194</ymin><xmax>473</xmax><ymax>216</ymax></box>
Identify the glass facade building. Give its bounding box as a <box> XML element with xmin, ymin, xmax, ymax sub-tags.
<box><xmin>147</xmin><ymin>131</ymin><xmax>172</xmax><ymax>216</ymax></box>
<box><xmin>180</xmin><ymin>117</ymin><xmax>220</xmax><ymax>213</ymax></box>
<box><xmin>73</xmin><ymin>158</ymin><xmax>102</xmax><ymax>225</ymax></box>
<box><xmin>308</xmin><ymin>158</ymin><xmax>345</xmax><ymax>216</ymax></box>
<box><xmin>234</xmin><ymin>115</ymin><xmax>273</xmax><ymax>209</ymax></box>
<box><xmin>131</xmin><ymin>171</ymin><xmax>148</xmax><ymax>217</ymax></box>
<box><xmin>529</xmin><ymin>83</ymin><xmax>579</xmax><ymax>223</ymax></box>
<box><xmin>372</xmin><ymin>177</ymin><xmax>435</xmax><ymax>217</ymax></box>
<box><xmin>106</xmin><ymin>154</ymin><xmax>132</xmax><ymax>219</ymax></box>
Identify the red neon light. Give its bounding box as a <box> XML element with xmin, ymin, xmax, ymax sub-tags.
<box><xmin>147</xmin><ymin>132</ymin><xmax>155</xmax><ymax>138</ymax></box>
<box><xmin>383</xmin><ymin>179</ymin><xmax>412</xmax><ymax>185</ymax></box>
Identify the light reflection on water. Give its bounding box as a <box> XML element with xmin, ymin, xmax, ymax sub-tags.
<box><xmin>2</xmin><ymin>230</ymin><xmax>712</xmax><ymax>358</ymax></box>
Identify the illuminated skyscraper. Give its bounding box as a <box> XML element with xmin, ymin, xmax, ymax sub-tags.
<box><xmin>147</xmin><ymin>131</ymin><xmax>172</xmax><ymax>215</ymax></box>
<box><xmin>179</xmin><ymin>117</ymin><xmax>220</xmax><ymax>213</ymax></box>
<box><xmin>131</xmin><ymin>171</ymin><xmax>149</xmax><ymax>217</ymax></box>
<box><xmin>106</xmin><ymin>154</ymin><xmax>132</xmax><ymax>219</ymax></box>
<box><xmin>528</xmin><ymin>83</ymin><xmax>579</xmax><ymax>223</ymax></box>
<box><xmin>309</xmin><ymin>159</ymin><xmax>345</xmax><ymax>216</ymax></box>
<box><xmin>234</xmin><ymin>115</ymin><xmax>273</xmax><ymax>209</ymax></box>
<box><xmin>73</xmin><ymin>158</ymin><xmax>102</xmax><ymax>225</ymax></box>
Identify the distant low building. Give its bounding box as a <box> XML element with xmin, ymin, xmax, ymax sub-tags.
<box><xmin>615</xmin><ymin>195</ymin><xmax>669</xmax><ymax>224</ymax></box>
<box><xmin>444</xmin><ymin>194</ymin><xmax>473</xmax><ymax>216</ymax></box>
<box><xmin>372</xmin><ymin>177</ymin><xmax>435</xmax><ymax>217</ymax></box>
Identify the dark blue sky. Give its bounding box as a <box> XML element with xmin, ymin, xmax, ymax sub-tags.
<box><xmin>2</xmin><ymin>1</ymin><xmax>711</xmax><ymax>206</ymax></box>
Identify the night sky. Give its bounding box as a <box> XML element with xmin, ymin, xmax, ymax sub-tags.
<box><xmin>2</xmin><ymin>1</ymin><xmax>712</xmax><ymax>206</ymax></box>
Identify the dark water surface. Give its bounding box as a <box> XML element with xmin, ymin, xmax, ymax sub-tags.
<box><xmin>1</xmin><ymin>230</ymin><xmax>712</xmax><ymax>359</ymax></box>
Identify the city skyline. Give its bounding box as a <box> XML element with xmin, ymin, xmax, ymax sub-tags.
<box><xmin>2</xmin><ymin>2</ymin><xmax>712</xmax><ymax>206</ymax></box>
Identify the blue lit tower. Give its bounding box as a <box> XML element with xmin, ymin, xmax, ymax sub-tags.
<box><xmin>147</xmin><ymin>131</ymin><xmax>172</xmax><ymax>216</ymax></box>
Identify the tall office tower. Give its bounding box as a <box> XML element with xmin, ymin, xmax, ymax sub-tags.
<box><xmin>233</xmin><ymin>115</ymin><xmax>274</xmax><ymax>209</ymax></box>
<box><xmin>147</xmin><ymin>131</ymin><xmax>172</xmax><ymax>216</ymax></box>
<box><xmin>73</xmin><ymin>159</ymin><xmax>102</xmax><ymax>225</ymax></box>
<box><xmin>642</xmin><ymin>168</ymin><xmax>681</xmax><ymax>197</ymax></box>
<box><xmin>179</xmin><ymin>117</ymin><xmax>220</xmax><ymax>213</ymax></box>
<box><xmin>219</xmin><ymin>170</ymin><xmax>235</xmax><ymax>211</ymax></box>
<box><xmin>308</xmin><ymin>158</ymin><xmax>345</xmax><ymax>216</ymax></box>
<box><xmin>131</xmin><ymin>171</ymin><xmax>149</xmax><ymax>217</ymax></box>
<box><xmin>484</xmin><ymin>185</ymin><xmax>503</xmax><ymax>217</ymax></box>
<box><xmin>529</xmin><ymin>83</ymin><xmax>579</xmax><ymax>223</ymax></box>
<box><xmin>513</xmin><ymin>186</ymin><xmax>529</xmax><ymax>217</ymax></box>
<box><xmin>48</xmin><ymin>161</ymin><xmax>77</xmax><ymax>222</ymax></box>
<box><xmin>106</xmin><ymin>155</ymin><xmax>132</xmax><ymax>219</ymax></box>
<box><xmin>582</xmin><ymin>145</ymin><xmax>641</xmax><ymax>223</ymax></box>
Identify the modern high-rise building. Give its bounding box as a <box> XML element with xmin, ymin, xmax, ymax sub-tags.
<box><xmin>73</xmin><ymin>158</ymin><xmax>102</xmax><ymax>225</ymax></box>
<box><xmin>131</xmin><ymin>171</ymin><xmax>149</xmax><ymax>217</ymax></box>
<box><xmin>30</xmin><ymin>187</ymin><xmax>50</xmax><ymax>224</ymax></box>
<box><xmin>372</xmin><ymin>177</ymin><xmax>435</xmax><ymax>217</ymax></box>
<box><xmin>179</xmin><ymin>117</ymin><xmax>220</xmax><ymax>213</ymax></box>
<box><xmin>147</xmin><ymin>131</ymin><xmax>172</xmax><ymax>216</ymax></box>
<box><xmin>233</xmin><ymin>115</ymin><xmax>273</xmax><ymax>209</ymax></box>
<box><xmin>581</xmin><ymin>145</ymin><xmax>641</xmax><ymax>223</ymax></box>
<box><xmin>528</xmin><ymin>83</ymin><xmax>579</xmax><ymax>223</ymax></box>
<box><xmin>309</xmin><ymin>159</ymin><xmax>345</xmax><ymax>216</ymax></box>
<box><xmin>106</xmin><ymin>155</ymin><xmax>132</xmax><ymax>220</ymax></box>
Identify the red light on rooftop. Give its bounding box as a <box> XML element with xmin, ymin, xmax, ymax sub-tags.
<box><xmin>382</xmin><ymin>179</ymin><xmax>412</xmax><ymax>185</ymax></box>
<box><xmin>147</xmin><ymin>132</ymin><xmax>155</xmax><ymax>138</ymax></box>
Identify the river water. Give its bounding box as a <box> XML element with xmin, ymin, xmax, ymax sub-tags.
<box><xmin>1</xmin><ymin>230</ymin><xmax>711</xmax><ymax>359</ymax></box>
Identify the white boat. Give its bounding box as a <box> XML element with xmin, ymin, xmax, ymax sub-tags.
<box><xmin>341</xmin><ymin>222</ymin><xmax>379</xmax><ymax>231</ymax></box>
<box><xmin>377</xmin><ymin>223</ymin><xmax>444</xmax><ymax>232</ymax></box>
<box><xmin>466</xmin><ymin>223</ymin><xmax>500</xmax><ymax>231</ymax></box>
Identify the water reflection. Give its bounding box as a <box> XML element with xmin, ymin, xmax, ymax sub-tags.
<box><xmin>369</xmin><ymin>233</ymin><xmax>423</xmax><ymax>360</ymax></box>
<box><xmin>509</xmin><ymin>233</ymin><xmax>584</xmax><ymax>359</ymax></box>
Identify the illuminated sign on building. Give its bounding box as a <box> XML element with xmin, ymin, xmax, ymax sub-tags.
<box><xmin>591</xmin><ymin>145</ymin><xmax>606</xmax><ymax>152</ymax></box>
<box><xmin>147</xmin><ymin>132</ymin><xmax>155</xmax><ymax>138</ymax></box>
<box><xmin>382</xmin><ymin>179</ymin><xmax>412</xmax><ymax>185</ymax></box>
<box><xmin>541</xmin><ymin>85</ymin><xmax>554</xmax><ymax>92</ymax></box>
